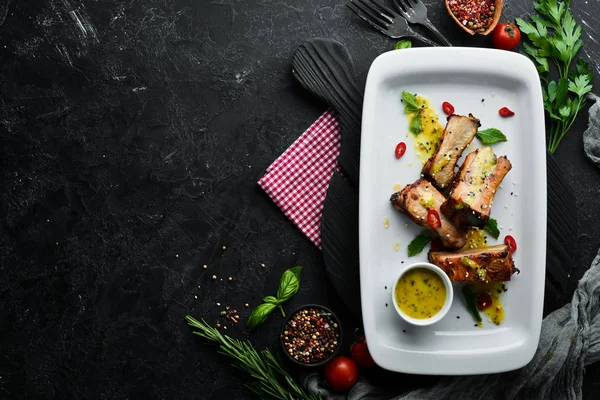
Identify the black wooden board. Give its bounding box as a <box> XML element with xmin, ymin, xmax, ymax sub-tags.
<box><xmin>292</xmin><ymin>38</ymin><xmax>578</xmax><ymax>315</ymax></box>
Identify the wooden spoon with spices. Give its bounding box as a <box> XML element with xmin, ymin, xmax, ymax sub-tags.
<box><xmin>445</xmin><ymin>0</ymin><xmax>503</xmax><ymax>36</ymax></box>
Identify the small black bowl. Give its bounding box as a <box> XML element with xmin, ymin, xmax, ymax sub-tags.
<box><xmin>279</xmin><ymin>304</ymin><xmax>343</xmax><ymax>367</ymax></box>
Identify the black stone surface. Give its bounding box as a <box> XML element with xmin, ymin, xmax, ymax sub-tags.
<box><xmin>1</xmin><ymin>0</ymin><xmax>599</xmax><ymax>399</ymax></box>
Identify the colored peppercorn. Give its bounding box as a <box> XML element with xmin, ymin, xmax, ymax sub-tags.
<box><xmin>280</xmin><ymin>308</ymin><xmax>341</xmax><ymax>364</ymax></box>
<box><xmin>447</xmin><ymin>0</ymin><xmax>496</xmax><ymax>32</ymax></box>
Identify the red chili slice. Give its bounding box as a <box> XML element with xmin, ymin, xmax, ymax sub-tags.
<box><xmin>476</xmin><ymin>294</ymin><xmax>493</xmax><ymax>310</ymax></box>
<box><xmin>430</xmin><ymin>237</ymin><xmax>442</xmax><ymax>252</ymax></box>
<box><xmin>499</xmin><ymin>107</ymin><xmax>515</xmax><ymax>117</ymax></box>
<box><xmin>395</xmin><ymin>142</ymin><xmax>407</xmax><ymax>158</ymax></box>
<box><xmin>427</xmin><ymin>209</ymin><xmax>441</xmax><ymax>229</ymax></box>
<box><xmin>504</xmin><ymin>235</ymin><xmax>517</xmax><ymax>253</ymax></box>
<box><xmin>442</xmin><ymin>101</ymin><xmax>455</xmax><ymax>115</ymax></box>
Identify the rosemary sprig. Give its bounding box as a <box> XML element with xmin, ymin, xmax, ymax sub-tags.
<box><xmin>185</xmin><ymin>316</ymin><xmax>321</xmax><ymax>400</ymax></box>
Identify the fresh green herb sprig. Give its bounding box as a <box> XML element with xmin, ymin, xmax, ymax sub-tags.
<box><xmin>402</xmin><ymin>91</ymin><xmax>423</xmax><ymax>134</ymax></box>
<box><xmin>461</xmin><ymin>285</ymin><xmax>482</xmax><ymax>325</ymax></box>
<box><xmin>185</xmin><ymin>316</ymin><xmax>321</xmax><ymax>400</ymax></box>
<box><xmin>484</xmin><ymin>217</ymin><xmax>500</xmax><ymax>239</ymax></box>
<box><xmin>516</xmin><ymin>0</ymin><xmax>593</xmax><ymax>153</ymax></box>
<box><xmin>395</xmin><ymin>39</ymin><xmax>412</xmax><ymax>50</ymax></box>
<box><xmin>247</xmin><ymin>266</ymin><xmax>301</xmax><ymax>330</ymax></box>
<box><xmin>407</xmin><ymin>231</ymin><xmax>432</xmax><ymax>256</ymax></box>
<box><xmin>476</xmin><ymin>128</ymin><xmax>507</xmax><ymax>145</ymax></box>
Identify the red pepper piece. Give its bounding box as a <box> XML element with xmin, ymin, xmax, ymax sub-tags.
<box><xmin>442</xmin><ymin>101</ymin><xmax>455</xmax><ymax>115</ymax></box>
<box><xmin>476</xmin><ymin>293</ymin><xmax>493</xmax><ymax>310</ymax></box>
<box><xmin>499</xmin><ymin>107</ymin><xmax>515</xmax><ymax>117</ymax></box>
<box><xmin>504</xmin><ymin>235</ymin><xmax>517</xmax><ymax>253</ymax></box>
<box><xmin>427</xmin><ymin>209</ymin><xmax>441</xmax><ymax>230</ymax></box>
<box><xmin>395</xmin><ymin>142</ymin><xmax>407</xmax><ymax>159</ymax></box>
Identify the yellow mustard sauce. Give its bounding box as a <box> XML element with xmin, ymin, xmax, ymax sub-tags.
<box><xmin>461</xmin><ymin>227</ymin><xmax>488</xmax><ymax>250</ymax></box>
<box><xmin>393</xmin><ymin>242</ymin><xmax>401</xmax><ymax>252</ymax></box>
<box><xmin>469</xmin><ymin>282</ymin><xmax>507</xmax><ymax>325</ymax></box>
<box><xmin>384</xmin><ymin>217</ymin><xmax>390</xmax><ymax>229</ymax></box>
<box><xmin>393</xmin><ymin>183</ymin><xmax>402</xmax><ymax>191</ymax></box>
<box><xmin>405</xmin><ymin>95</ymin><xmax>444</xmax><ymax>164</ymax></box>
<box><xmin>395</xmin><ymin>268</ymin><xmax>446</xmax><ymax>319</ymax></box>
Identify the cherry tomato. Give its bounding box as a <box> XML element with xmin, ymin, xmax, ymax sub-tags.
<box><xmin>324</xmin><ymin>356</ymin><xmax>359</xmax><ymax>392</ymax></box>
<box><xmin>499</xmin><ymin>107</ymin><xmax>515</xmax><ymax>117</ymax></box>
<box><xmin>476</xmin><ymin>293</ymin><xmax>493</xmax><ymax>310</ymax></box>
<box><xmin>351</xmin><ymin>336</ymin><xmax>375</xmax><ymax>368</ymax></box>
<box><xmin>492</xmin><ymin>23</ymin><xmax>521</xmax><ymax>51</ymax></box>
<box><xmin>504</xmin><ymin>235</ymin><xmax>517</xmax><ymax>253</ymax></box>
<box><xmin>427</xmin><ymin>209</ymin><xmax>441</xmax><ymax>230</ymax></box>
<box><xmin>395</xmin><ymin>142</ymin><xmax>407</xmax><ymax>158</ymax></box>
<box><xmin>442</xmin><ymin>101</ymin><xmax>455</xmax><ymax>115</ymax></box>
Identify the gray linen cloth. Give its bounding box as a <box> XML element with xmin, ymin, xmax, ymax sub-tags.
<box><xmin>584</xmin><ymin>94</ymin><xmax>600</xmax><ymax>167</ymax></box>
<box><xmin>306</xmin><ymin>104</ymin><xmax>600</xmax><ymax>399</ymax></box>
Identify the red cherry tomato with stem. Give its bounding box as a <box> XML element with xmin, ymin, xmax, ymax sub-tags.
<box><xmin>504</xmin><ymin>235</ymin><xmax>517</xmax><ymax>253</ymax></box>
<box><xmin>427</xmin><ymin>209</ymin><xmax>441</xmax><ymax>230</ymax></box>
<box><xmin>324</xmin><ymin>356</ymin><xmax>359</xmax><ymax>392</ymax></box>
<box><xmin>442</xmin><ymin>101</ymin><xmax>455</xmax><ymax>115</ymax></box>
<box><xmin>492</xmin><ymin>23</ymin><xmax>521</xmax><ymax>51</ymax></box>
<box><xmin>395</xmin><ymin>142</ymin><xmax>407</xmax><ymax>159</ymax></box>
<box><xmin>351</xmin><ymin>337</ymin><xmax>375</xmax><ymax>368</ymax></box>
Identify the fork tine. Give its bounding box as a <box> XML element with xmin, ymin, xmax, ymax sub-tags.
<box><xmin>359</xmin><ymin>0</ymin><xmax>397</xmax><ymax>19</ymax></box>
<box><xmin>353</xmin><ymin>0</ymin><xmax>393</xmax><ymax>25</ymax></box>
<box><xmin>347</xmin><ymin>3</ymin><xmax>390</xmax><ymax>37</ymax></box>
<box><xmin>398</xmin><ymin>0</ymin><xmax>411</xmax><ymax>11</ymax></box>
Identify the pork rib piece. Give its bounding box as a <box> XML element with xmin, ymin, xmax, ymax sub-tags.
<box><xmin>441</xmin><ymin>147</ymin><xmax>512</xmax><ymax>229</ymax></box>
<box><xmin>428</xmin><ymin>244</ymin><xmax>518</xmax><ymax>282</ymax></box>
<box><xmin>422</xmin><ymin>114</ymin><xmax>480</xmax><ymax>190</ymax></box>
<box><xmin>390</xmin><ymin>179</ymin><xmax>466</xmax><ymax>249</ymax></box>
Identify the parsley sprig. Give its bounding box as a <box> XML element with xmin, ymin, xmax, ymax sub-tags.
<box><xmin>516</xmin><ymin>0</ymin><xmax>593</xmax><ymax>153</ymax></box>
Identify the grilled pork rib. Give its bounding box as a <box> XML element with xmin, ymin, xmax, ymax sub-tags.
<box><xmin>428</xmin><ymin>244</ymin><xmax>517</xmax><ymax>282</ymax></box>
<box><xmin>441</xmin><ymin>147</ymin><xmax>512</xmax><ymax>228</ymax></box>
<box><xmin>422</xmin><ymin>114</ymin><xmax>480</xmax><ymax>189</ymax></box>
<box><xmin>390</xmin><ymin>179</ymin><xmax>466</xmax><ymax>249</ymax></box>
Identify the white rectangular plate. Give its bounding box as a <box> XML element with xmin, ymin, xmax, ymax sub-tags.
<box><xmin>359</xmin><ymin>48</ymin><xmax>546</xmax><ymax>375</ymax></box>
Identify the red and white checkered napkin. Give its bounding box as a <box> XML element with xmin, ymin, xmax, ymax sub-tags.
<box><xmin>258</xmin><ymin>110</ymin><xmax>340</xmax><ymax>249</ymax></box>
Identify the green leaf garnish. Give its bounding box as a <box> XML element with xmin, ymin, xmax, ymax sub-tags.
<box><xmin>247</xmin><ymin>303</ymin><xmax>277</xmax><ymax>330</ymax></box>
<box><xmin>461</xmin><ymin>285</ymin><xmax>482</xmax><ymax>324</ymax></box>
<box><xmin>516</xmin><ymin>0</ymin><xmax>592</xmax><ymax>153</ymax></box>
<box><xmin>484</xmin><ymin>217</ymin><xmax>500</xmax><ymax>239</ymax></box>
<box><xmin>407</xmin><ymin>231</ymin><xmax>432</xmax><ymax>257</ymax></box>
<box><xmin>395</xmin><ymin>39</ymin><xmax>412</xmax><ymax>50</ymax></box>
<box><xmin>409</xmin><ymin>110</ymin><xmax>422</xmax><ymax>135</ymax></box>
<box><xmin>247</xmin><ymin>266</ymin><xmax>302</xmax><ymax>330</ymax></box>
<box><xmin>476</xmin><ymin>128</ymin><xmax>507</xmax><ymax>145</ymax></box>
<box><xmin>402</xmin><ymin>90</ymin><xmax>420</xmax><ymax>113</ymax></box>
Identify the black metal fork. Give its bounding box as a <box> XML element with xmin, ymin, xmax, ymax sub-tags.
<box><xmin>347</xmin><ymin>0</ymin><xmax>439</xmax><ymax>46</ymax></box>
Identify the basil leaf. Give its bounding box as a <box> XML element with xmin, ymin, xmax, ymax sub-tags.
<box><xmin>409</xmin><ymin>110</ymin><xmax>422</xmax><ymax>135</ymax></box>
<box><xmin>484</xmin><ymin>217</ymin><xmax>500</xmax><ymax>239</ymax></box>
<box><xmin>402</xmin><ymin>90</ymin><xmax>420</xmax><ymax>113</ymax></box>
<box><xmin>407</xmin><ymin>232</ymin><xmax>432</xmax><ymax>257</ymax></box>
<box><xmin>476</xmin><ymin>128</ymin><xmax>507</xmax><ymax>145</ymax></box>
<box><xmin>276</xmin><ymin>266</ymin><xmax>301</xmax><ymax>302</ymax></box>
<box><xmin>461</xmin><ymin>285</ymin><xmax>482</xmax><ymax>324</ymax></box>
<box><xmin>247</xmin><ymin>302</ymin><xmax>277</xmax><ymax>330</ymax></box>
<box><xmin>395</xmin><ymin>39</ymin><xmax>412</xmax><ymax>50</ymax></box>
<box><xmin>264</xmin><ymin>295</ymin><xmax>279</xmax><ymax>304</ymax></box>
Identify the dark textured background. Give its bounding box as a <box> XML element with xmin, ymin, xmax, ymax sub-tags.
<box><xmin>1</xmin><ymin>0</ymin><xmax>599</xmax><ymax>398</ymax></box>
